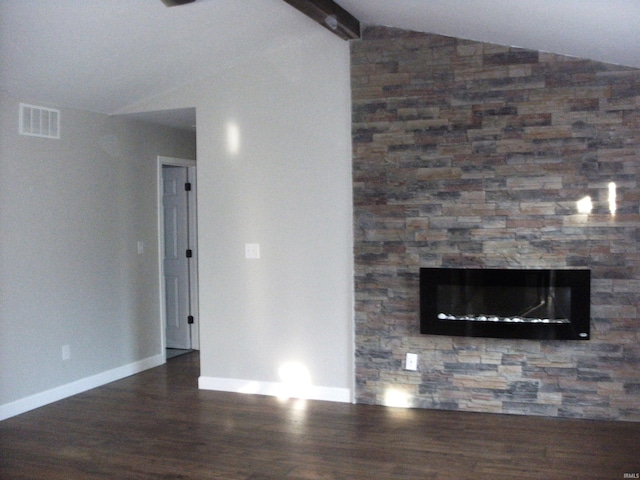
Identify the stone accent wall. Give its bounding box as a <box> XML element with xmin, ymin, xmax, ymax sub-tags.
<box><xmin>351</xmin><ymin>26</ymin><xmax>640</xmax><ymax>421</ymax></box>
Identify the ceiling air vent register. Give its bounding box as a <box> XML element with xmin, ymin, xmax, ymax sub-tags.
<box><xmin>19</xmin><ymin>103</ymin><xmax>60</xmax><ymax>139</ymax></box>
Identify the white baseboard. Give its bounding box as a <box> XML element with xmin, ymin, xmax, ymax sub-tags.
<box><xmin>0</xmin><ymin>354</ymin><xmax>165</xmax><ymax>421</ymax></box>
<box><xmin>198</xmin><ymin>376</ymin><xmax>352</xmax><ymax>403</ymax></box>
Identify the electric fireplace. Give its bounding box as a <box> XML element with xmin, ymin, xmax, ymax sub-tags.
<box><xmin>420</xmin><ymin>268</ymin><xmax>591</xmax><ymax>340</ymax></box>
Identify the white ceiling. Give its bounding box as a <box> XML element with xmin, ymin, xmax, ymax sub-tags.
<box><xmin>2</xmin><ymin>0</ymin><xmax>639</xmax><ymax>130</ymax></box>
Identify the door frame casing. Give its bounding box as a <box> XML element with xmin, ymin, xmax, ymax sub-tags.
<box><xmin>157</xmin><ymin>156</ymin><xmax>199</xmax><ymax>355</ymax></box>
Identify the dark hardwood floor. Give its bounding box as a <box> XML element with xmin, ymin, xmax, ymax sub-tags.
<box><xmin>1</xmin><ymin>352</ymin><xmax>639</xmax><ymax>479</ymax></box>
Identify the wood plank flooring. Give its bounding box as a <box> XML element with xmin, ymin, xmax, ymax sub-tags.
<box><xmin>1</xmin><ymin>352</ymin><xmax>639</xmax><ymax>479</ymax></box>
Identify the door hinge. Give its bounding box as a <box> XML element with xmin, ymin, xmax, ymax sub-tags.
<box><xmin>186</xmin><ymin>249</ymin><xmax>193</xmax><ymax>258</ymax></box>
<box><xmin>185</xmin><ymin>182</ymin><xmax>192</xmax><ymax>191</ymax></box>
<box><xmin>187</xmin><ymin>315</ymin><xmax>194</xmax><ymax>325</ymax></box>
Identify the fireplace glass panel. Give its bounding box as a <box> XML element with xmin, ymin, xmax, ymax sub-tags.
<box><xmin>437</xmin><ymin>284</ymin><xmax>571</xmax><ymax>323</ymax></box>
<box><xmin>420</xmin><ymin>268</ymin><xmax>590</xmax><ymax>340</ymax></box>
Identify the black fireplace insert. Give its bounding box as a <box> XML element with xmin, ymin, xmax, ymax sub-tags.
<box><xmin>420</xmin><ymin>268</ymin><xmax>590</xmax><ymax>340</ymax></box>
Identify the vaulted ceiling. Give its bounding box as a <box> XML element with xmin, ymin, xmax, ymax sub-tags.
<box><xmin>2</xmin><ymin>0</ymin><xmax>638</xmax><ymax>130</ymax></box>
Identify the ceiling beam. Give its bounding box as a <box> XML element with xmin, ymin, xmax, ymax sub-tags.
<box><xmin>161</xmin><ymin>0</ymin><xmax>196</xmax><ymax>7</ymax></box>
<box><xmin>281</xmin><ymin>0</ymin><xmax>360</xmax><ymax>40</ymax></box>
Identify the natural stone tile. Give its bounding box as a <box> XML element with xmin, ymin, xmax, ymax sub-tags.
<box><xmin>538</xmin><ymin>392</ymin><xmax>563</xmax><ymax>405</ymax></box>
<box><xmin>498</xmin><ymin>365</ymin><xmax>523</xmax><ymax>377</ymax></box>
<box><xmin>503</xmin><ymin>402</ymin><xmax>558</xmax><ymax>416</ymax></box>
<box><xmin>460</xmin><ymin>400</ymin><xmax>503</xmax><ymax>413</ymax></box>
<box><xmin>352</xmin><ymin>26</ymin><xmax>640</xmax><ymax>421</ymax></box>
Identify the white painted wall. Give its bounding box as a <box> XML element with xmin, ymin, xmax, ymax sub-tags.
<box><xmin>120</xmin><ymin>29</ymin><xmax>354</xmax><ymax>399</ymax></box>
<box><xmin>0</xmin><ymin>92</ymin><xmax>196</xmax><ymax>417</ymax></box>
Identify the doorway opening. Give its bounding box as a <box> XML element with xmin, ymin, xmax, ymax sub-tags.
<box><xmin>158</xmin><ymin>156</ymin><xmax>199</xmax><ymax>360</ymax></box>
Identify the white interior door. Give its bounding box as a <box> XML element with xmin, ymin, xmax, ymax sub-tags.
<box><xmin>163</xmin><ymin>165</ymin><xmax>191</xmax><ymax>349</ymax></box>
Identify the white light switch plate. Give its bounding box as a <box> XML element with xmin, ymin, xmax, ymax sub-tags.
<box><xmin>245</xmin><ymin>243</ymin><xmax>260</xmax><ymax>259</ymax></box>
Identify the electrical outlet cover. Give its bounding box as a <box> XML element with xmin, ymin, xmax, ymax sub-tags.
<box><xmin>406</xmin><ymin>353</ymin><xmax>418</xmax><ymax>371</ymax></box>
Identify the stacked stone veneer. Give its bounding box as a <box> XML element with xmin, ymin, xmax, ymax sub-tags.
<box><xmin>351</xmin><ymin>26</ymin><xmax>640</xmax><ymax>421</ymax></box>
